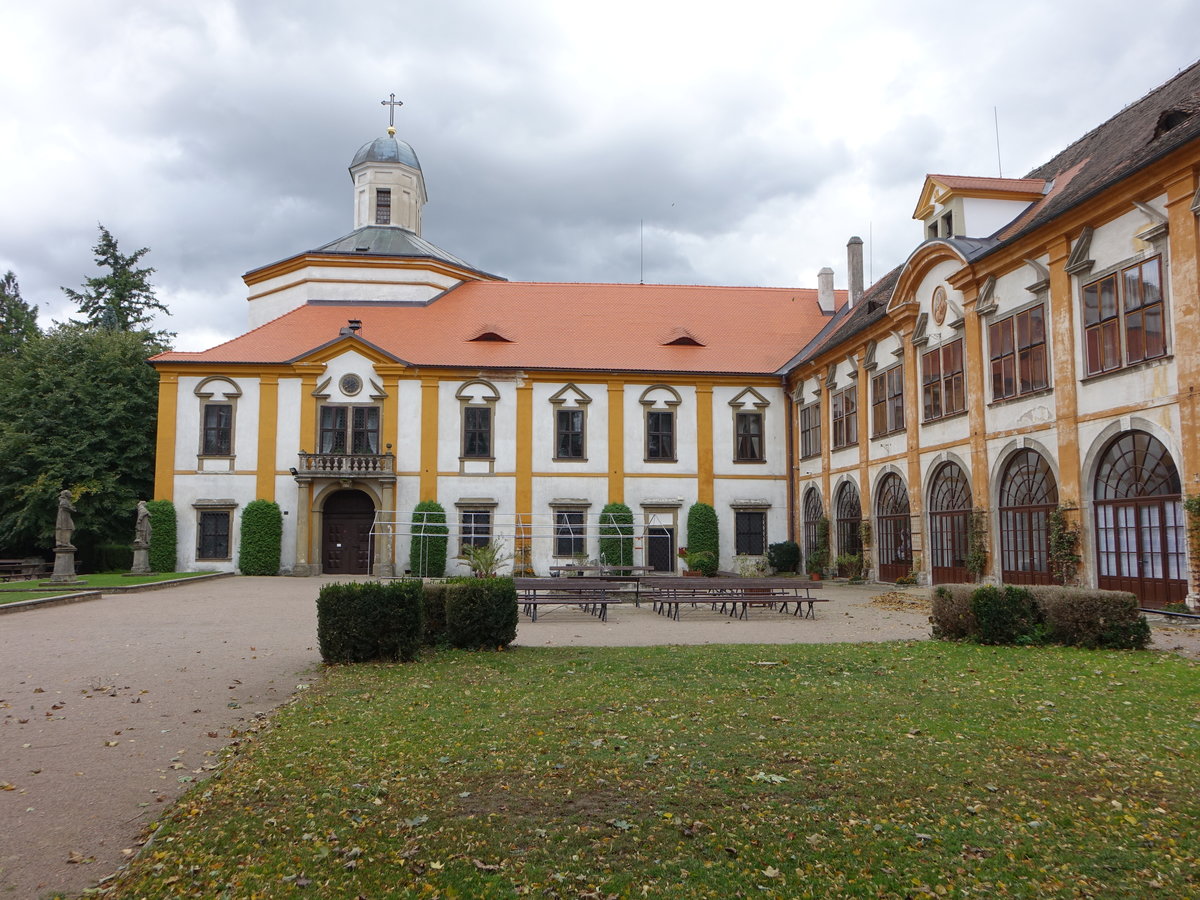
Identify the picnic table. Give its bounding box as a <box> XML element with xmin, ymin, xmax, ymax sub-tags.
<box><xmin>514</xmin><ymin>577</ymin><xmax>624</xmax><ymax>622</ymax></box>
<box><xmin>643</xmin><ymin>577</ymin><xmax>825</xmax><ymax>621</ymax></box>
<box><xmin>0</xmin><ymin>559</ymin><xmax>50</xmax><ymax>582</ymax></box>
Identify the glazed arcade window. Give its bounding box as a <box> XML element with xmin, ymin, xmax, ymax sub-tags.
<box><xmin>734</xmin><ymin>411</ymin><xmax>764</xmax><ymax>461</ymax></box>
<box><xmin>319</xmin><ymin>406</ymin><xmax>380</xmax><ymax>454</ymax></box>
<box><xmin>871</xmin><ymin>364</ymin><xmax>905</xmax><ymax>437</ymax></box>
<box><xmin>798</xmin><ymin>403</ymin><xmax>821</xmax><ymax>459</ymax></box>
<box><xmin>197</xmin><ymin>510</ymin><xmax>231</xmax><ymax>560</ymax></box>
<box><xmin>922</xmin><ymin>339</ymin><xmax>965</xmax><ymax>421</ymax></box>
<box><xmin>201</xmin><ymin>403</ymin><xmax>233</xmax><ymax>456</ymax></box>
<box><xmin>989</xmin><ymin>306</ymin><xmax>1048</xmax><ymax>400</ymax></box>
<box><xmin>646</xmin><ymin>410</ymin><xmax>675</xmax><ymax>461</ymax></box>
<box><xmin>1083</xmin><ymin>256</ymin><xmax>1166</xmax><ymax>376</ymax></box>
<box><xmin>462</xmin><ymin>406</ymin><xmax>493</xmax><ymax>458</ymax></box>
<box><xmin>830</xmin><ymin>387</ymin><xmax>857</xmax><ymax>449</ymax></box>
<box><xmin>555</xmin><ymin>408</ymin><xmax>585</xmax><ymax>459</ymax></box>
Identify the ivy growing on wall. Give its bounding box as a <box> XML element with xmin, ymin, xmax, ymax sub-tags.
<box><xmin>966</xmin><ymin>509</ymin><xmax>989</xmax><ymax>582</ymax></box>
<box><xmin>1048</xmin><ymin>505</ymin><xmax>1081</xmax><ymax>586</ymax></box>
<box><xmin>146</xmin><ymin>499</ymin><xmax>176</xmax><ymax>573</ymax></box>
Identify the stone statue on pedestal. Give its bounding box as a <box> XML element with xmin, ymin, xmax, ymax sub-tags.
<box><xmin>50</xmin><ymin>490</ymin><xmax>82</xmax><ymax>584</ymax></box>
<box><xmin>131</xmin><ymin>500</ymin><xmax>152</xmax><ymax>575</ymax></box>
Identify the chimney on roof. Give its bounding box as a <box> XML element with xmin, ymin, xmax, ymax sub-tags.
<box><xmin>817</xmin><ymin>267</ymin><xmax>836</xmax><ymax>314</ymax></box>
<box><xmin>847</xmin><ymin>236</ymin><xmax>864</xmax><ymax>307</ymax></box>
<box><xmin>340</xmin><ymin>319</ymin><xmax>363</xmax><ymax>337</ymax></box>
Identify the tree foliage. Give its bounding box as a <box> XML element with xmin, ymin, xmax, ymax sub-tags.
<box><xmin>0</xmin><ymin>324</ymin><xmax>164</xmax><ymax>565</ymax></box>
<box><xmin>0</xmin><ymin>270</ymin><xmax>39</xmax><ymax>355</ymax></box>
<box><xmin>62</xmin><ymin>225</ymin><xmax>170</xmax><ymax>334</ymax></box>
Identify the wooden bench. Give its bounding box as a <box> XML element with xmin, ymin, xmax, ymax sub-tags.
<box><xmin>0</xmin><ymin>559</ymin><xmax>50</xmax><ymax>583</ymax></box>
<box><xmin>643</xmin><ymin>577</ymin><xmax>825</xmax><ymax>621</ymax></box>
<box><xmin>513</xmin><ymin>578</ymin><xmax>621</xmax><ymax>622</ymax></box>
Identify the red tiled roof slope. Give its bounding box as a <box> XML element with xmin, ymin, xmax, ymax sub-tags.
<box><xmin>928</xmin><ymin>174</ymin><xmax>1046</xmax><ymax>194</ymax></box>
<box><xmin>153</xmin><ymin>281</ymin><xmax>844</xmax><ymax>376</ymax></box>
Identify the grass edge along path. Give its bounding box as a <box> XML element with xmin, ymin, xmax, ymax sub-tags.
<box><xmin>100</xmin><ymin>642</ymin><xmax>1198</xmax><ymax>899</ymax></box>
<box><xmin>0</xmin><ymin>571</ymin><xmax>219</xmax><ymax>605</ymax></box>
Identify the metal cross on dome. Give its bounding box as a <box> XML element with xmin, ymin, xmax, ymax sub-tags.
<box><xmin>381</xmin><ymin>93</ymin><xmax>403</xmax><ymax>130</ymax></box>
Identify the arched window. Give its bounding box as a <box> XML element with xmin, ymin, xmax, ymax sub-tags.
<box><xmin>998</xmin><ymin>450</ymin><xmax>1058</xmax><ymax>585</ymax></box>
<box><xmin>835</xmin><ymin>481</ymin><xmax>863</xmax><ymax>559</ymax></box>
<box><xmin>875</xmin><ymin>473</ymin><xmax>911</xmax><ymax>582</ymax></box>
<box><xmin>928</xmin><ymin>462</ymin><xmax>971</xmax><ymax>584</ymax></box>
<box><xmin>802</xmin><ymin>487</ymin><xmax>823</xmax><ymax>564</ymax></box>
<box><xmin>1094</xmin><ymin>431</ymin><xmax>1186</xmax><ymax>608</ymax></box>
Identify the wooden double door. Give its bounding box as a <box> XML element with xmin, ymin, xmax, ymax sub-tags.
<box><xmin>322</xmin><ymin>489</ymin><xmax>375</xmax><ymax>574</ymax></box>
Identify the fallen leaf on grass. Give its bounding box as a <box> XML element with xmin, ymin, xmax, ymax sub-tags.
<box><xmin>472</xmin><ymin>859</ymin><xmax>501</xmax><ymax>872</ymax></box>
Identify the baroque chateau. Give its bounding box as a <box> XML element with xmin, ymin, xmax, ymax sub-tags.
<box><xmin>153</xmin><ymin>62</ymin><xmax>1200</xmax><ymax>608</ymax></box>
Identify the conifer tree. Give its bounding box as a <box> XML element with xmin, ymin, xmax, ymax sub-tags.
<box><xmin>62</xmin><ymin>225</ymin><xmax>171</xmax><ymax>334</ymax></box>
<box><xmin>0</xmin><ymin>270</ymin><xmax>39</xmax><ymax>354</ymax></box>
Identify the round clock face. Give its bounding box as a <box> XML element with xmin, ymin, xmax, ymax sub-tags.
<box><xmin>340</xmin><ymin>373</ymin><xmax>363</xmax><ymax>396</ymax></box>
<box><xmin>932</xmin><ymin>287</ymin><xmax>948</xmax><ymax>326</ymax></box>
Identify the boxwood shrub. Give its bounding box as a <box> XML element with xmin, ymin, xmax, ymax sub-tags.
<box><xmin>317</xmin><ymin>580</ymin><xmax>424</xmax><ymax>663</ymax></box>
<box><xmin>445</xmin><ymin>577</ymin><xmax>518</xmax><ymax>650</ymax></box>
<box><xmin>598</xmin><ymin>502</ymin><xmax>634</xmax><ymax>570</ymax></box>
<box><xmin>421</xmin><ymin>582</ymin><xmax>450</xmax><ymax>647</ymax></box>
<box><xmin>686</xmin><ymin>502</ymin><xmax>719</xmax><ymax>559</ymax></box>
<box><xmin>146</xmin><ymin>499</ymin><xmax>176</xmax><ymax>573</ymax></box>
<box><xmin>239</xmin><ymin>499</ymin><xmax>282</xmax><ymax>575</ymax></box>
<box><xmin>970</xmin><ymin>585</ymin><xmax>1041</xmax><ymax>645</ymax></box>
<box><xmin>932</xmin><ymin>583</ymin><xmax>1150</xmax><ymax>650</ymax></box>
<box><xmin>409</xmin><ymin>500</ymin><xmax>448</xmax><ymax>577</ymax></box>
<box><xmin>767</xmin><ymin>540</ymin><xmax>801</xmax><ymax>574</ymax></box>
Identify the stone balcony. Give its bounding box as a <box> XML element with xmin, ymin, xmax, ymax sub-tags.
<box><xmin>294</xmin><ymin>451</ymin><xmax>396</xmax><ymax>483</ymax></box>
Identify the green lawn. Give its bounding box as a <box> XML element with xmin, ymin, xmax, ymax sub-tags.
<box><xmin>0</xmin><ymin>571</ymin><xmax>215</xmax><ymax>605</ymax></box>
<box><xmin>104</xmin><ymin>642</ymin><xmax>1198</xmax><ymax>899</ymax></box>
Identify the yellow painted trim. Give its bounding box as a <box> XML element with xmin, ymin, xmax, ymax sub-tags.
<box><xmin>714</xmin><ymin>474</ymin><xmax>787</xmax><ymax>481</ymax></box>
<box><xmin>516</xmin><ymin>383</ymin><xmax>533</xmax><ymax>518</ymax></box>
<box><xmin>608</xmin><ymin>383</ymin><xmax>624</xmax><ymax>503</ymax></box>
<box><xmin>247</xmin><ymin>276</ymin><xmax>452</xmax><ymax>303</ymax></box>
<box><xmin>420</xmin><ymin>378</ymin><xmax>440</xmax><ymax>500</ymax></box>
<box><xmin>624</xmin><ymin>472</ymin><xmax>700</xmax><ymax>479</ymax></box>
<box><xmin>256</xmin><ymin>375</ymin><xmax>279</xmax><ymax>501</ymax></box>
<box><xmin>533</xmin><ymin>471</ymin><xmax>609</xmax><ymax>478</ymax></box>
<box><xmin>299</xmin><ymin>373</ymin><xmax>318</xmax><ymax>455</ymax></box>
<box><xmin>696</xmin><ymin>385</ymin><xmax>714</xmax><ymax>505</ymax></box>
<box><xmin>381</xmin><ymin>373</ymin><xmax>400</xmax><ymax>460</ymax></box>
<box><xmin>243</xmin><ymin>252</ymin><xmax>498</xmax><ymax>287</ymax></box>
<box><xmin>154</xmin><ymin>374</ymin><xmax>178</xmax><ymax>501</ymax></box>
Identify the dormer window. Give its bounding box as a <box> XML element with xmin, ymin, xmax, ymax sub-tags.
<box><xmin>940</xmin><ymin>210</ymin><xmax>954</xmax><ymax>237</ymax></box>
<box><xmin>375</xmin><ymin>189</ymin><xmax>391</xmax><ymax>225</ymax></box>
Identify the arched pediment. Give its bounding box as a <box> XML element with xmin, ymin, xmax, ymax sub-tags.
<box><xmin>194</xmin><ymin>376</ymin><xmax>242</xmax><ymax>400</ymax></box>
<box><xmin>888</xmin><ymin>242</ymin><xmax>973</xmax><ymax>314</ymax></box>
<box><xmin>638</xmin><ymin>384</ymin><xmax>682</xmax><ymax>408</ymax></box>
<box><xmin>455</xmin><ymin>379</ymin><xmax>501</xmax><ymax>404</ymax></box>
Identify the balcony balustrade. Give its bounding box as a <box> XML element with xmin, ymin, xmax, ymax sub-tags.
<box><xmin>295</xmin><ymin>451</ymin><xmax>396</xmax><ymax>481</ymax></box>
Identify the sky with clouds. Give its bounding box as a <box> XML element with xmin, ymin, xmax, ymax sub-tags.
<box><xmin>2</xmin><ymin>1</ymin><xmax>1199</xmax><ymax>351</ymax></box>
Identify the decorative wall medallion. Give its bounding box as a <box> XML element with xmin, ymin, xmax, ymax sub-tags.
<box><xmin>932</xmin><ymin>286</ymin><xmax>948</xmax><ymax>326</ymax></box>
<box><xmin>340</xmin><ymin>373</ymin><xmax>363</xmax><ymax>396</ymax></box>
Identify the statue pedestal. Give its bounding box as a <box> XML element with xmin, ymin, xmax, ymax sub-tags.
<box><xmin>131</xmin><ymin>540</ymin><xmax>151</xmax><ymax>575</ymax></box>
<box><xmin>49</xmin><ymin>545</ymin><xmax>84</xmax><ymax>585</ymax></box>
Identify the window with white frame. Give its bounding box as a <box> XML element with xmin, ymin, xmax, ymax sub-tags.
<box><xmin>1082</xmin><ymin>255</ymin><xmax>1166</xmax><ymax>376</ymax></box>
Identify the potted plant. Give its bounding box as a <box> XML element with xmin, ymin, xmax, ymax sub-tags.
<box><xmin>835</xmin><ymin>552</ymin><xmax>864</xmax><ymax>582</ymax></box>
<box><xmin>806</xmin><ymin>516</ymin><xmax>830</xmax><ymax>579</ymax></box>
<box><xmin>685</xmin><ymin>549</ymin><xmax>719</xmax><ymax>577</ymax></box>
<box><xmin>455</xmin><ymin>540</ymin><xmax>513</xmax><ymax>577</ymax></box>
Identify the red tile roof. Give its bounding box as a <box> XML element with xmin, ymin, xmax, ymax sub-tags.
<box><xmin>153</xmin><ymin>281</ymin><xmax>843</xmax><ymax>376</ymax></box>
<box><xmin>926</xmin><ymin>174</ymin><xmax>1047</xmax><ymax>194</ymax></box>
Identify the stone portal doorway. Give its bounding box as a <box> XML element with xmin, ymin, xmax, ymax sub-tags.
<box><xmin>322</xmin><ymin>489</ymin><xmax>375</xmax><ymax>574</ymax></box>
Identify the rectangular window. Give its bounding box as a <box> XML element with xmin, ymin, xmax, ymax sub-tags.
<box><xmin>735</xmin><ymin>411</ymin><xmax>764</xmax><ymax>461</ymax></box>
<box><xmin>922</xmin><ymin>339</ymin><xmax>965</xmax><ymax>421</ymax></box>
<box><xmin>646</xmin><ymin>410</ymin><xmax>675</xmax><ymax>460</ymax></box>
<box><xmin>799</xmin><ymin>403</ymin><xmax>821</xmax><ymax>459</ymax></box>
<box><xmin>1083</xmin><ymin>256</ymin><xmax>1166</xmax><ymax>376</ymax></box>
<box><xmin>554</xmin><ymin>509</ymin><xmax>586</xmax><ymax>557</ymax></box>
<box><xmin>460</xmin><ymin>509</ymin><xmax>492</xmax><ymax>548</ymax></box>
<box><xmin>462</xmin><ymin>406</ymin><xmax>492</xmax><ymax>458</ymax></box>
<box><xmin>990</xmin><ymin>305</ymin><xmax>1048</xmax><ymax>400</ymax></box>
<box><xmin>872</xmin><ymin>364</ymin><xmax>905</xmax><ymax>437</ymax></box>
<box><xmin>197</xmin><ymin>510</ymin><xmax>231</xmax><ymax>560</ymax></box>
<box><xmin>375</xmin><ymin>188</ymin><xmax>391</xmax><ymax>225</ymax></box>
<box><xmin>735</xmin><ymin>510</ymin><xmax>766</xmax><ymax>556</ymax></box>
<box><xmin>830</xmin><ymin>387</ymin><xmax>857</xmax><ymax>449</ymax></box>
<box><xmin>201</xmin><ymin>403</ymin><xmax>232</xmax><ymax>456</ymax></box>
<box><xmin>555</xmin><ymin>408</ymin><xmax>585</xmax><ymax>459</ymax></box>
<box><xmin>319</xmin><ymin>406</ymin><xmax>380</xmax><ymax>454</ymax></box>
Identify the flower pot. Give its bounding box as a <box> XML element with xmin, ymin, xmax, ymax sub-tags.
<box><xmin>807</xmin><ymin>571</ymin><xmax>822</xmax><ymax>581</ymax></box>
<box><xmin>684</xmin><ymin>569</ymin><xmax>703</xmax><ymax>577</ymax></box>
